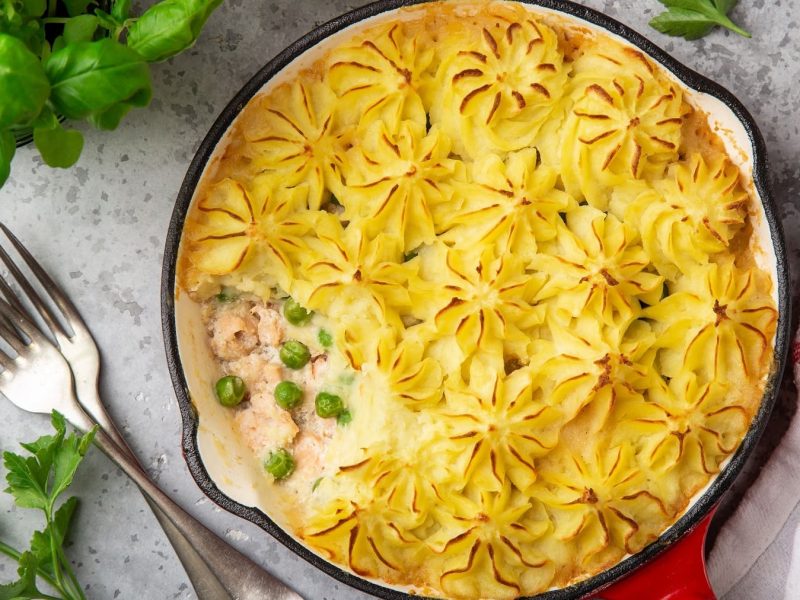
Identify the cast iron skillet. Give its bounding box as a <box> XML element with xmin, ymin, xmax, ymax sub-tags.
<box><xmin>161</xmin><ymin>1</ymin><xmax>791</xmax><ymax>597</ymax></box>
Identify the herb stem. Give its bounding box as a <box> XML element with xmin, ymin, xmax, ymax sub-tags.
<box><xmin>59</xmin><ymin>545</ymin><xmax>87</xmax><ymax>600</ymax></box>
<box><xmin>0</xmin><ymin>539</ymin><xmax>61</xmax><ymax>590</ymax></box>
<box><xmin>41</xmin><ymin>17</ymin><xmax>72</xmax><ymax>24</ymax></box>
<box><xmin>716</xmin><ymin>14</ymin><xmax>752</xmax><ymax>38</ymax></box>
<box><xmin>46</xmin><ymin>508</ymin><xmax>70</xmax><ymax>598</ymax></box>
<box><xmin>47</xmin><ymin>0</ymin><xmax>57</xmax><ymax>18</ymax></box>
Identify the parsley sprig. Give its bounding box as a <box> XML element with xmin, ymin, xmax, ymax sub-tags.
<box><xmin>650</xmin><ymin>0</ymin><xmax>751</xmax><ymax>40</ymax></box>
<box><xmin>0</xmin><ymin>412</ymin><xmax>97</xmax><ymax>600</ymax></box>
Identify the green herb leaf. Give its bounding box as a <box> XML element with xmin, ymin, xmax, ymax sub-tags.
<box><xmin>0</xmin><ymin>130</ymin><xmax>15</xmax><ymax>187</ymax></box>
<box><xmin>650</xmin><ymin>0</ymin><xmax>751</xmax><ymax>40</ymax></box>
<box><xmin>63</xmin><ymin>14</ymin><xmax>99</xmax><ymax>44</ymax></box>
<box><xmin>51</xmin><ymin>423</ymin><xmax>96</xmax><ymax>502</ymax></box>
<box><xmin>29</xmin><ymin>496</ymin><xmax>78</xmax><ymax>574</ymax></box>
<box><xmin>0</xmin><ymin>552</ymin><xmax>41</xmax><ymax>600</ymax></box>
<box><xmin>3</xmin><ymin>450</ymin><xmax>50</xmax><ymax>511</ymax></box>
<box><xmin>713</xmin><ymin>0</ymin><xmax>738</xmax><ymax>13</ymax></box>
<box><xmin>127</xmin><ymin>0</ymin><xmax>222</xmax><ymax>62</ymax></box>
<box><xmin>34</xmin><ymin>120</ymin><xmax>84</xmax><ymax>167</ymax></box>
<box><xmin>3</xmin><ymin>411</ymin><xmax>96</xmax><ymax>512</ymax></box>
<box><xmin>62</xmin><ymin>0</ymin><xmax>93</xmax><ymax>17</ymax></box>
<box><xmin>93</xmin><ymin>8</ymin><xmax>120</xmax><ymax>32</ymax></box>
<box><xmin>45</xmin><ymin>38</ymin><xmax>152</xmax><ymax>122</ymax></box>
<box><xmin>4</xmin><ymin>411</ymin><xmax>65</xmax><ymax>511</ymax></box>
<box><xmin>20</xmin><ymin>0</ymin><xmax>47</xmax><ymax>18</ymax></box>
<box><xmin>0</xmin><ymin>412</ymin><xmax>95</xmax><ymax>600</ymax></box>
<box><xmin>0</xmin><ymin>34</ymin><xmax>50</xmax><ymax>129</ymax></box>
<box><xmin>88</xmin><ymin>102</ymin><xmax>132</xmax><ymax>130</ymax></box>
<box><xmin>111</xmin><ymin>0</ymin><xmax>132</xmax><ymax>22</ymax></box>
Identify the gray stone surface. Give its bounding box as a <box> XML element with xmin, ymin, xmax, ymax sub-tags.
<box><xmin>0</xmin><ymin>1</ymin><xmax>798</xmax><ymax>598</ymax></box>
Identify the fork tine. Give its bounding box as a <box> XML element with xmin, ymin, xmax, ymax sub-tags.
<box><xmin>0</xmin><ymin>345</ymin><xmax>14</xmax><ymax>372</ymax></box>
<box><xmin>0</xmin><ymin>313</ymin><xmax>29</xmax><ymax>356</ymax></box>
<box><xmin>0</xmin><ymin>224</ymin><xmax>86</xmax><ymax>333</ymax></box>
<box><xmin>0</xmin><ymin>227</ymin><xmax>71</xmax><ymax>340</ymax></box>
<box><xmin>0</xmin><ymin>294</ymin><xmax>52</xmax><ymax>349</ymax></box>
<box><xmin>0</xmin><ymin>276</ymin><xmax>29</xmax><ymax>317</ymax></box>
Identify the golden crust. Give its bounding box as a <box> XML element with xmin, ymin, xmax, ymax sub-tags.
<box><xmin>178</xmin><ymin>1</ymin><xmax>777</xmax><ymax>597</ymax></box>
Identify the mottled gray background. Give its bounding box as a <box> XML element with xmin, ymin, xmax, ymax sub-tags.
<box><xmin>0</xmin><ymin>1</ymin><xmax>798</xmax><ymax>598</ymax></box>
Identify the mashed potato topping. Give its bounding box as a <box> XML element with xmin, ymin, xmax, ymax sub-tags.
<box><xmin>179</xmin><ymin>2</ymin><xmax>778</xmax><ymax>597</ymax></box>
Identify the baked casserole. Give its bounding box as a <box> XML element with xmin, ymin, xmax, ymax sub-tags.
<box><xmin>176</xmin><ymin>1</ymin><xmax>778</xmax><ymax>597</ymax></box>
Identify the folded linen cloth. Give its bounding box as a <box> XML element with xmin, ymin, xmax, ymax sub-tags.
<box><xmin>706</xmin><ymin>332</ymin><xmax>800</xmax><ymax>597</ymax></box>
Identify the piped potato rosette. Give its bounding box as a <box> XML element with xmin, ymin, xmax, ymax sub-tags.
<box><xmin>179</xmin><ymin>2</ymin><xmax>777</xmax><ymax>598</ymax></box>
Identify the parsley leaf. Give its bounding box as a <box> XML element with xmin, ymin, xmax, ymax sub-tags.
<box><xmin>30</xmin><ymin>496</ymin><xmax>79</xmax><ymax>576</ymax></box>
<box><xmin>0</xmin><ymin>552</ymin><xmax>42</xmax><ymax>600</ymax></box>
<box><xmin>650</xmin><ymin>0</ymin><xmax>751</xmax><ymax>40</ymax></box>
<box><xmin>0</xmin><ymin>411</ymin><xmax>96</xmax><ymax>600</ymax></box>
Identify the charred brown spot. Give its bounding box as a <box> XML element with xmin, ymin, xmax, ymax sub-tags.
<box><xmin>458</xmin><ymin>50</ymin><xmax>487</xmax><ymax>63</ymax></box>
<box><xmin>580</xmin><ymin>129</ymin><xmax>617</xmax><ymax>145</ymax></box>
<box><xmin>631</xmin><ymin>142</ymin><xmax>642</xmax><ymax>176</ymax></box>
<box><xmin>581</xmin><ymin>488</ymin><xmax>599</xmax><ymax>504</ymax></box>
<box><xmin>600</xmin><ymin>269</ymin><xmax>619</xmax><ymax>286</ymax></box>
<box><xmin>586</xmin><ymin>84</ymin><xmax>614</xmax><ymax>105</ymax></box>
<box><xmin>506</xmin><ymin>22</ymin><xmax>522</xmax><ymax>43</ymax></box>
<box><xmin>453</xmin><ymin>68</ymin><xmax>484</xmax><ymax>83</ymax></box>
<box><xmin>530</xmin><ymin>82</ymin><xmax>551</xmax><ymax>98</ymax></box>
<box><xmin>713</xmin><ymin>299</ymin><xmax>728</xmax><ymax>326</ymax></box>
<box><xmin>486</xmin><ymin>92</ymin><xmax>502</xmax><ymax>124</ymax></box>
<box><xmin>482</xmin><ymin>28</ymin><xmax>500</xmax><ymax>58</ymax></box>
<box><xmin>460</xmin><ymin>84</ymin><xmax>492</xmax><ymax>113</ymax></box>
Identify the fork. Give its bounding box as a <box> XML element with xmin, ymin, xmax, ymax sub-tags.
<box><xmin>0</xmin><ymin>224</ymin><xmax>303</xmax><ymax>600</ymax></box>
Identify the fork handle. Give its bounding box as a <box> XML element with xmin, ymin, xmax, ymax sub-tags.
<box><xmin>92</xmin><ymin>428</ymin><xmax>304</xmax><ymax>600</ymax></box>
<box><xmin>85</xmin><ymin>408</ymin><xmax>242</xmax><ymax>599</ymax></box>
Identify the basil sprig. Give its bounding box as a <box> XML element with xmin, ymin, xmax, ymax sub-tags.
<box><xmin>0</xmin><ymin>0</ymin><xmax>222</xmax><ymax>187</ymax></box>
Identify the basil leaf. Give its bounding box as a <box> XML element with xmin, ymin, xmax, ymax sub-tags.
<box><xmin>0</xmin><ymin>34</ymin><xmax>50</xmax><ymax>129</ymax></box>
<box><xmin>88</xmin><ymin>102</ymin><xmax>131</xmax><ymax>130</ymax></box>
<box><xmin>93</xmin><ymin>8</ymin><xmax>119</xmax><ymax>32</ymax></box>
<box><xmin>63</xmin><ymin>14</ymin><xmax>99</xmax><ymax>44</ymax></box>
<box><xmin>0</xmin><ymin>130</ymin><xmax>15</xmax><ymax>187</ymax></box>
<box><xmin>111</xmin><ymin>0</ymin><xmax>131</xmax><ymax>22</ymax></box>
<box><xmin>20</xmin><ymin>0</ymin><xmax>47</xmax><ymax>17</ymax></box>
<box><xmin>45</xmin><ymin>38</ymin><xmax>152</xmax><ymax>122</ymax></box>
<box><xmin>62</xmin><ymin>0</ymin><xmax>93</xmax><ymax>17</ymax></box>
<box><xmin>34</xmin><ymin>121</ymin><xmax>84</xmax><ymax>167</ymax></box>
<box><xmin>127</xmin><ymin>0</ymin><xmax>222</xmax><ymax>62</ymax></box>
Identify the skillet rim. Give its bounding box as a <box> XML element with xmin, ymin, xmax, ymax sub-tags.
<box><xmin>161</xmin><ymin>1</ymin><xmax>792</xmax><ymax>597</ymax></box>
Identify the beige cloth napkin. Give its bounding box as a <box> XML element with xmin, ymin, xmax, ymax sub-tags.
<box><xmin>706</xmin><ymin>333</ymin><xmax>800</xmax><ymax>597</ymax></box>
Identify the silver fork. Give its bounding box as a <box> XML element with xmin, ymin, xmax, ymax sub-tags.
<box><xmin>0</xmin><ymin>225</ymin><xmax>303</xmax><ymax>600</ymax></box>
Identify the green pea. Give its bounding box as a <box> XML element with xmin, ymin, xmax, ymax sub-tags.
<box><xmin>274</xmin><ymin>381</ymin><xmax>303</xmax><ymax>410</ymax></box>
<box><xmin>318</xmin><ymin>329</ymin><xmax>333</xmax><ymax>348</ymax></box>
<box><xmin>337</xmin><ymin>409</ymin><xmax>352</xmax><ymax>426</ymax></box>
<box><xmin>283</xmin><ymin>298</ymin><xmax>313</xmax><ymax>326</ymax></box>
<box><xmin>316</xmin><ymin>392</ymin><xmax>345</xmax><ymax>418</ymax></box>
<box><xmin>214</xmin><ymin>375</ymin><xmax>246</xmax><ymax>407</ymax></box>
<box><xmin>264</xmin><ymin>448</ymin><xmax>295</xmax><ymax>480</ymax></box>
<box><xmin>280</xmin><ymin>340</ymin><xmax>310</xmax><ymax>369</ymax></box>
<box><xmin>215</xmin><ymin>287</ymin><xmax>238</xmax><ymax>303</ymax></box>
